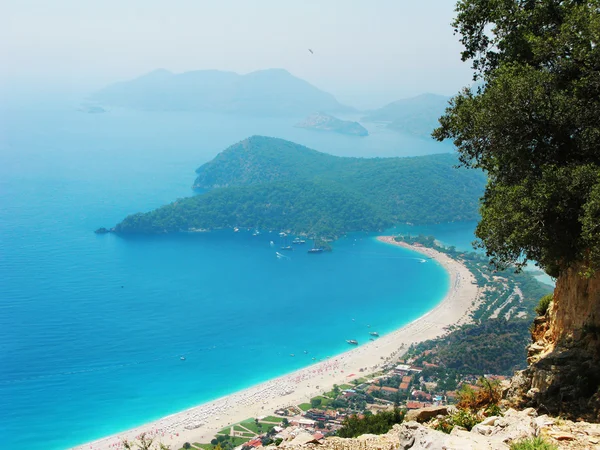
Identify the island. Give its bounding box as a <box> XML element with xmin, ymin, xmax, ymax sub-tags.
<box><xmin>295</xmin><ymin>112</ymin><xmax>368</xmax><ymax>136</ymax></box>
<box><xmin>104</xmin><ymin>136</ymin><xmax>486</xmax><ymax>238</ymax></box>
<box><xmin>90</xmin><ymin>68</ymin><xmax>352</xmax><ymax>117</ymax></box>
<box><xmin>361</xmin><ymin>93</ymin><xmax>449</xmax><ymax>139</ymax></box>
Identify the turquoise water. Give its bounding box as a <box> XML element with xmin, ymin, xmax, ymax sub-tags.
<box><xmin>0</xmin><ymin>102</ymin><xmax>453</xmax><ymax>449</ymax></box>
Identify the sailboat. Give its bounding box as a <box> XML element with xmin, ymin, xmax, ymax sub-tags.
<box><xmin>280</xmin><ymin>236</ymin><xmax>293</xmax><ymax>251</ymax></box>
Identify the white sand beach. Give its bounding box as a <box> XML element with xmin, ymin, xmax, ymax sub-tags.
<box><xmin>74</xmin><ymin>237</ymin><xmax>480</xmax><ymax>450</ymax></box>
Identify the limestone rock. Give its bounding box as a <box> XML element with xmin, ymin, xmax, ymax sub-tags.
<box><xmin>405</xmin><ymin>406</ymin><xmax>448</xmax><ymax>423</ymax></box>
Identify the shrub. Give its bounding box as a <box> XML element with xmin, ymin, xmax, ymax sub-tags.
<box><xmin>535</xmin><ymin>294</ymin><xmax>553</xmax><ymax>316</ymax></box>
<box><xmin>457</xmin><ymin>377</ymin><xmax>502</xmax><ymax>412</ymax></box>
<box><xmin>451</xmin><ymin>409</ymin><xmax>480</xmax><ymax>431</ymax></box>
<box><xmin>429</xmin><ymin>409</ymin><xmax>481</xmax><ymax>433</ymax></box>
<box><xmin>510</xmin><ymin>437</ymin><xmax>558</xmax><ymax>450</ymax></box>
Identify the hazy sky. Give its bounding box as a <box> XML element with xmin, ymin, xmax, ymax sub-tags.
<box><xmin>1</xmin><ymin>0</ymin><xmax>473</xmax><ymax>108</ymax></box>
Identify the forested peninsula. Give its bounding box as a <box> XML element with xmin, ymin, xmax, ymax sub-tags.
<box><xmin>111</xmin><ymin>136</ymin><xmax>486</xmax><ymax>236</ymax></box>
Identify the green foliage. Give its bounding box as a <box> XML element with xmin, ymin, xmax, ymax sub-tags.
<box><xmin>115</xmin><ymin>136</ymin><xmax>486</xmax><ymax>236</ymax></box>
<box><xmin>430</xmin><ymin>409</ymin><xmax>481</xmax><ymax>434</ymax></box>
<box><xmin>535</xmin><ymin>294</ymin><xmax>553</xmax><ymax>317</ymax></box>
<box><xmin>434</xmin><ymin>0</ymin><xmax>600</xmax><ymax>276</ymax></box>
<box><xmin>410</xmin><ymin>318</ymin><xmax>532</xmax><ymax>375</ymax></box>
<box><xmin>450</xmin><ymin>409</ymin><xmax>480</xmax><ymax>431</ymax></box>
<box><xmin>337</xmin><ymin>408</ymin><xmax>404</xmax><ymax>438</ymax></box>
<box><xmin>510</xmin><ymin>437</ymin><xmax>558</xmax><ymax>450</ymax></box>
<box><xmin>311</xmin><ymin>398</ymin><xmax>322</xmax><ymax>408</ymax></box>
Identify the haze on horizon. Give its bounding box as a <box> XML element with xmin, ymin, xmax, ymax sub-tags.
<box><xmin>1</xmin><ymin>0</ymin><xmax>472</xmax><ymax>108</ymax></box>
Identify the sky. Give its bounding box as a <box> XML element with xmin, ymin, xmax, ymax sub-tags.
<box><xmin>1</xmin><ymin>0</ymin><xmax>473</xmax><ymax>108</ymax></box>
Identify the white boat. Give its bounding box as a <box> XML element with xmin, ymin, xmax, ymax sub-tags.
<box><xmin>234</xmin><ymin>227</ymin><xmax>239</xmax><ymax>232</ymax></box>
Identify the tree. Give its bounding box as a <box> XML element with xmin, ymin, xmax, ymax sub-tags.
<box><xmin>434</xmin><ymin>0</ymin><xmax>600</xmax><ymax>415</ymax></box>
<box><xmin>281</xmin><ymin>418</ymin><xmax>289</xmax><ymax>427</ymax></box>
<box><xmin>311</xmin><ymin>398</ymin><xmax>322</xmax><ymax>408</ymax></box>
<box><xmin>183</xmin><ymin>444</ymin><xmax>191</xmax><ymax>450</ymax></box>
<box><xmin>122</xmin><ymin>433</ymin><xmax>170</xmax><ymax>450</ymax></box>
<box><xmin>434</xmin><ymin>0</ymin><xmax>600</xmax><ymax>278</ymax></box>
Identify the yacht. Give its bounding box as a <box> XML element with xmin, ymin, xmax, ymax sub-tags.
<box><xmin>346</xmin><ymin>339</ymin><xmax>358</xmax><ymax>345</ymax></box>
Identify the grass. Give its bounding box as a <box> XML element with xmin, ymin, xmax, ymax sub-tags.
<box><xmin>260</xmin><ymin>416</ymin><xmax>284</xmax><ymax>423</ymax></box>
<box><xmin>510</xmin><ymin>437</ymin><xmax>558</xmax><ymax>450</ymax></box>
<box><xmin>339</xmin><ymin>384</ymin><xmax>354</xmax><ymax>390</ymax></box>
<box><xmin>298</xmin><ymin>403</ymin><xmax>312</xmax><ymax>411</ymax></box>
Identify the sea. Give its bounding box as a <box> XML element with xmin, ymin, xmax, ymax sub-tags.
<box><xmin>1</xmin><ymin>98</ymin><xmax>475</xmax><ymax>449</ymax></box>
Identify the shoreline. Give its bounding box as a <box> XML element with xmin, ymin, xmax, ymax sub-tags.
<box><xmin>74</xmin><ymin>236</ymin><xmax>480</xmax><ymax>450</ymax></box>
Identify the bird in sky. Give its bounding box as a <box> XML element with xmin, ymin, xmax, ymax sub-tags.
<box><xmin>308</xmin><ymin>48</ymin><xmax>314</xmax><ymax>54</ymax></box>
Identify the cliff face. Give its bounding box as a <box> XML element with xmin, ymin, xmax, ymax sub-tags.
<box><xmin>507</xmin><ymin>264</ymin><xmax>600</xmax><ymax>420</ymax></box>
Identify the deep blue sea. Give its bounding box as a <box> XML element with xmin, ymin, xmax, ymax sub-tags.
<box><xmin>1</xmin><ymin>100</ymin><xmax>460</xmax><ymax>449</ymax></box>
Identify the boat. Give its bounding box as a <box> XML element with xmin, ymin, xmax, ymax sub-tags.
<box><xmin>369</xmin><ymin>332</ymin><xmax>379</xmax><ymax>337</ymax></box>
<box><xmin>280</xmin><ymin>245</ymin><xmax>293</xmax><ymax>251</ymax></box>
<box><xmin>270</xmin><ymin>241</ymin><xmax>275</xmax><ymax>247</ymax></box>
<box><xmin>279</xmin><ymin>232</ymin><xmax>287</xmax><ymax>237</ymax></box>
<box><xmin>292</xmin><ymin>238</ymin><xmax>306</xmax><ymax>244</ymax></box>
<box><xmin>180</xmin><ymin>356</ymin><xmax>186</xmax><ymax>361</ymax></box>
<box><xmin>234</xmin><ymin>227</ymin><xmax>239</xmax><ymax>232</ymax></box>
<box><xmin>346</xmin><ymin>339</ymin><xmax>358</xmax><ymax>345</ymax></box>
<box><xmin>308</xmin><ymin>238</ymin><xmax>324</xmax><ymax>253</ymax></box>
<box><xmin>290</xmin><ymin>354</ymin><xmax>295</xmax><ymax>357</ymax></box>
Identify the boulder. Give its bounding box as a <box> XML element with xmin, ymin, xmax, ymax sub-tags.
<box><xmin>405</xmin><ymin>406</ymin><xmax>449</xmax><ymax>423</ymax></box>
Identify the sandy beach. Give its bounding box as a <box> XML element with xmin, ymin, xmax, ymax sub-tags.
<box><xmin>74</xmin><ymin>236</ymin><xmax>480</xmax><ymax>450</ymax></box>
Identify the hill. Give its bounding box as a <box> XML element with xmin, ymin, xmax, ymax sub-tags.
<box><xmin>362</xmin><ymin>94</ymin><xmax>449</xmax><ymax>138</ymax></box>
<box><xmin>90</xmin><ymin>68</ymin><xmax>350</xmax><ymax>116</ymax></box>
<box><xmin>112</xmin><ymin>136</ymin><xmax>486</xmax><ymax>237</ymax></box>
<box><xmin>295</xmin><ymin>112</ymin><xmax>368</xmax><ymax>136</ymax></box>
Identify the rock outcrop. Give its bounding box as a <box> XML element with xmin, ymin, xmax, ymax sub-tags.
<box><xmin>505</xmin><ymin>265</ymin><xmax>600</xmax><ymax>420</ymax></box>
<box><xmin>278</xmin><ymin>408</ymin><xmax>600</xmax><ymax>450</ymax></box>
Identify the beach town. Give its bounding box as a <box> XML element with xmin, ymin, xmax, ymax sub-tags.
<box><xmin>75</xmin><ymin>237</ymin><xmax>483</xmax><ymax>450</ymax></box>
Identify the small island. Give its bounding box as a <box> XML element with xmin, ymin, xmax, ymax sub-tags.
<box><xmin>295</xmin><ymin>112</ymin><xmax>368</xmax><ymax>136</ymax></box>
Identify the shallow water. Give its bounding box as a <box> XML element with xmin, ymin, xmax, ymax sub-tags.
<box><xmin>1</xmin><ymin>102</ymin><xmax>456</xmax><ymax>449</ymax></box>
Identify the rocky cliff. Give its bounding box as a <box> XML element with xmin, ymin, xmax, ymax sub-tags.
<box><xmin>506</xmin><ymin>265</ymin><xmax>600</xmax><ymax>420</ymax></box>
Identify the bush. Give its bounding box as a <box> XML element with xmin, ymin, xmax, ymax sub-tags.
<box><xmin>183</xmin><ymin>444</ymin><xmax>191</xmax><ymax>450</ymax></box>
<box><xmin>451</xmin><ymin>409</ymin><xmax>480</xmax><ymax>431</ymax></box>
<box><xmin>429</xmin><ymin>409</ymin><xmax>481</xmax><ymax>434</ymax></box>
<box><xmin>457</xmin><ymin>378</ymin><xmax>502</xmax><ymax>412</ymax></box>
<box><xmin>535</xmin><ymin>294</ymin><xmax>553</xmax><ymax>316</ymax></box>
<box><xmin>510</xmin><ymin>437</ymin><xmax>558</xmax><ymax>450</ymax></box>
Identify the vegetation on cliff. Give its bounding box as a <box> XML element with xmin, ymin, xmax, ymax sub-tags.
<box><xmin>115</xmin><ymin>136</ymin><xmax>486</xmax><ymax>236</ymax></box>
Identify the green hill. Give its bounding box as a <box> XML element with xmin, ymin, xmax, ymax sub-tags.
<box><xmin>114</xmin><ymin>136</ymin><xmax>486</xmax><ymax>236</ymax></box>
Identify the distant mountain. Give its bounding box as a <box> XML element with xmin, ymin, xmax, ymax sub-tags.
<box><xmin>111</xmin><ymin>136</ymin><xmax>486</xmax><ymax>237</ymax></box>
<box><xmin>362</xmin><ymin>94</ymin><xmax>450</xmax><ymax>138</ymax></box>
<box><xmin>295</xmin><ymin>112</ymin><xmax>368</xmax><ymax>136</ymax></box>
<box><xmin>90</xmin><ymin>68</ymin><xmax>351</xmax><ymax>116</ymax></box>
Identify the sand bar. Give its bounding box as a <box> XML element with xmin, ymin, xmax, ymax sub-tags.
<box><xmin>74</xmin><ymin>236</ymin><xmax>479</xmax><ymax>450</ymax></box>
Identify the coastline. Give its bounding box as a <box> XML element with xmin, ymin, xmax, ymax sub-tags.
<box><xmin>74</xmin><ymin>236</ymin><xmax>480</xmax><ymax>450</ymax></box>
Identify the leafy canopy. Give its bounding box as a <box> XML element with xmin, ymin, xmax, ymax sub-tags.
<box><xmin>434</xmin><ymin>0</ymin><xmax>600</xmax><ymax>277</ymax></box>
